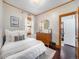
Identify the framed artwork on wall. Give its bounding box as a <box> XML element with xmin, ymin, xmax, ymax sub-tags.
<box><xmin>10</xmin><ymin>16</ymin><xmax>19</xmax><ymax>27</ymax></box>
<box><xmin>44</xmin><ymin>20</ymin><xmax>49</xmax><ymax>29</ymax></box>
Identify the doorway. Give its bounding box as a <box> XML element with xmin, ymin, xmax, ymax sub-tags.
<box><xmin>59</xmin><ymin>11</ymin><xmax>77</xmax><ymax>59</ymax></box>
<box><xmin>59</xmin><ymin>11</ymin><xmax>77</xmax><ymax>47</ymax></box>
<box><xmin>61</xmin><ymin>14</ymin><xmax>76</xmax><ymax>46</ymax></box>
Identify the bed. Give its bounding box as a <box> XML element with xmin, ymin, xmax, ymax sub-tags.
<box><xmin>1</xmin><ymin>38</ymin><xmax>56</xmax><ymax>59</ymax></box>
<box><xmin>1</xmin><ymin>38</ymin><xmax>46</xmax><ymax>59</ymax></box>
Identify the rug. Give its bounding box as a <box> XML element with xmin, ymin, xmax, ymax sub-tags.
<box><xmin>37</xmin><ymin>47</ymin><xmax>56</xmax><ymax>59</ymax></box>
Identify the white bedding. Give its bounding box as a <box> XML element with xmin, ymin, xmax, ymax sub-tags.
<box><xmin>1</xmin><ymin>38</ymin><xmax>46</xmax><ymax>59</ymax></box>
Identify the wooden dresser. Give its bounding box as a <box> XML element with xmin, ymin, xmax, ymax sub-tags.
<box><xmin>36</xmin><ymin>32</ymin><xmax>52</xmax><ymax>46</ymax></box>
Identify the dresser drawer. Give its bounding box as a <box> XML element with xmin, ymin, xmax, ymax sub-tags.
<box><xmin>36</xmin><ymin>32</ymin><xmax>52</xmax><ymax>46</ymax></box>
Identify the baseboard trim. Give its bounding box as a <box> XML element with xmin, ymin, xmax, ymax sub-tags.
<box><xmin>64</xmin><ymin>44</ymin><xmax>75</xmax><ymax>48</ymax></box>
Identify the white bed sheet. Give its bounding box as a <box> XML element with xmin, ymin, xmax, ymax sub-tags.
<box><xmin>1</xmin><ymin>38</ymin><xmax>46</xmax><ymax>59</ymax></box>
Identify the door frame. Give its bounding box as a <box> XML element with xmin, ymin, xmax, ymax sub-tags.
<box><xmin>59</xmin><ymin>8</ymin><xmax>79</xmax><ymax>59</ymax></box>
<box><xmin>59</xmin><ymin>11</ymin><xmax>76</xmax><ymax>48</ymax></box>
<box><xmin>76</xmin><ymin>7</ymin><xmax>79</xmax><ymax>59</ymax></box>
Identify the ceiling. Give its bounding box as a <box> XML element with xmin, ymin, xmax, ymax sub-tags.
<box><xmin>4</xmin><ymin>0</ymin><xmax>72</xmax><ymax>15</ymax></box>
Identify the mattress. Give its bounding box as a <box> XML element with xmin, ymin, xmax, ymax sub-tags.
<box><xmin>1</xmin><ymin>38</ymin><xmax>46</xmax><ymax>59</ymax></box>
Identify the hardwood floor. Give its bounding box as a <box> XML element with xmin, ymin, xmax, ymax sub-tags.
<box><xmin>53</xmin><ymin>49</ymin><xmax>60</xmax><ymax>59</ymax></box>
<box><xmin>52</xmin><ymin>44</ymin><xmax>76</xmax><ymax>59</ymax></box>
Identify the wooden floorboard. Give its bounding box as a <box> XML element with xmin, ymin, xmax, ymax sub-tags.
<box><xmin>53</xmin><ymin>49</ymin><xmax>60</xmax><ymax>59</ymax></box>
<box><xmin>51</xmin><ymin>44</ymin><xmax>76</xmax><ymax>59</ymax></box>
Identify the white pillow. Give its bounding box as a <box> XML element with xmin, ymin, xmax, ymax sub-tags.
<box><xmin>0</xmin><ymin>35</ymin><xmax>3</xmax><ymax>48</ymax></box>
<box><xmin>5</xmin><ymin>30</ymin><xmax>11</xmax><ymax>44</ymax></box>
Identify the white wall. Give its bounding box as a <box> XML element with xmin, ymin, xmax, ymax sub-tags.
<box><xmin>3</xmin><ymin>3</ymin><xmax>27</xmax><ymax>31</ymax></box>
<box><xmin>0</xmin><ymin>0</ymin><xmax>3</xmax><ymax>48</ymax></box>
<box><xmin>3</xmin><ymin>3</ymin><xmax>35</xmax><ymax>34</ymax></box>
<box><xmin>36</xmin><ymin>0</ymin><xmax>79</xmax><ymax>45</ymax></box>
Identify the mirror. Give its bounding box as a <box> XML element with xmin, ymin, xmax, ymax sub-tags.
<box><xmin>44</xmin><ymin>20</ymin><xmax>49</xmax><ymax>29</ymax></box>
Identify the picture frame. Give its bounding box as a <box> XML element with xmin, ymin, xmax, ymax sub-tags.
<box><xmin>44</xmin><ymin>20</ymin><xmax>49</xmax><ymax>29</ymax></box>
<box><xmin>10</xmin><ymin>16</ymin><xmax>19</xmax><ymax>27</ymax></box>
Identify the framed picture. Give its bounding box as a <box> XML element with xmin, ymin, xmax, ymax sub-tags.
<box><xmin>10</xmin><ymin>16</ymin><xmax>19</xmax><ymax>27</ymax></box>
<box><xmin>44</xmin><ymin>20</ymin><xmax>49</xmax><ymax>29</ymax></box>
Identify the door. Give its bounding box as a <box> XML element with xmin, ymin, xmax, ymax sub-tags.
<box><xmin>62</xmin><ymin>15</ymin><xmax>76</xmax><ymax>46</ymax></box>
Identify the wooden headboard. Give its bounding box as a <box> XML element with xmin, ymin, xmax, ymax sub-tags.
<box><xmin>36</xmin><ymin>32</ymin><xmax>52</xmax><ymax>46</ymax></box>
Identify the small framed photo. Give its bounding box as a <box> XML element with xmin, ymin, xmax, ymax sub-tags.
<box><xmin>10</xmin><ymin>16</ymin><xmax>19</xmax><ymax>27</ymax></box>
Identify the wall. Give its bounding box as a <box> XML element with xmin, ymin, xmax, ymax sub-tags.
<box><xmin>0</xmin><ymin>0</ymin><xmax>3</xmax><ymax>48</ymax></box>
<box><xmin>36</xmin><ymin>0</ymin><xmax>79</xmax><ymax>45</ymax></box>
<box><xmin>3</xmin><ymin>3</ymin><xmax>35</xmax><ymax>35</ymax></box>
<box><xmin>3</xmin><ymin>3</ymin><xmax>27</xmax><ymax>31</ymax></box>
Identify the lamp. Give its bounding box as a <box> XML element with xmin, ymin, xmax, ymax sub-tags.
<box><xmin>31</xmin><ymin>0</ymin><xmax>45</xmax><ymax>6</ymax></box>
